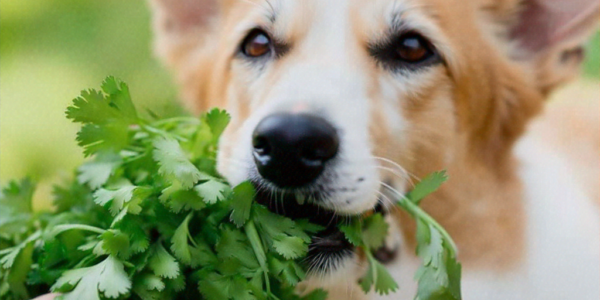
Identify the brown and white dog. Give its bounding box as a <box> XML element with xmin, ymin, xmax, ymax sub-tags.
<box><xmin>148</xmin><ymin>0</ymin><xmax>600</xmax><ymax>299</ymax></box>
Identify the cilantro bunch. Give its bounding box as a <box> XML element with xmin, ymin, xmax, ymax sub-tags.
<box><xmin>0</xmin><ymin>77</ymin><xmax>462</xmax><ymax>300</ymax></box>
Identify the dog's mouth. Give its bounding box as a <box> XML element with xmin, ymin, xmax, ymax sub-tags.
<box><xmin>252</xmin><ymin>186</ymin><xmax>356</xmax><ymax>273</ymax></box>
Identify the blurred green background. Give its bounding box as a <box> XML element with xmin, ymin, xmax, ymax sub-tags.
<box><xmin>0</xmin><ymin>1</ymin><xmax>598</xmax><ymax>192</ymax></box>
<box><xmin>0</xmin><ymin>0</ymin><xmax>181</xmax><ymax>188</ymax></box>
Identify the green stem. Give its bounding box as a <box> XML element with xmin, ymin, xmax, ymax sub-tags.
<box><xmin>269</xmin><ymin>293</ymin><xmax>282</xmax><ymax>300</ymax></box>
<box><xmin>396</xmin><ymin>198</ymin><xmax>458</xmax><ymax>253</ymax></box>
<box><xmin>141</xmin><ymin>125</ymin><xmax>189</xmax><ymax>142</ymax></box>
<box><xmin>362</xmin><ymin>246</ymin><xmax>378</xmax><ymax>283</ymax></box>
<box><xmin>50</xmin><ymin>224</ymin><xmax>107</xmax><ymax>237</ymax></box>
<box><xmin>151</xmin><ymin>116</ymin><xmax>200</xmax><ymax>126</ymax></box>
<box><xmin>244</xmin><ymin>221</ymin><xmax>271</xmax><ymax>296</ymax></box>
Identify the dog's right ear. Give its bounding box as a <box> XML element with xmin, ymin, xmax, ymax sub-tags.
<box><xmin>509</xmin><ymin>0</ymin><xmax>599</xmax><ymax>95</ymax></box>
<box><xmin>148</xmin><ymin>0</ymin><xmax>221</xmax><ymax>69</ymax></box>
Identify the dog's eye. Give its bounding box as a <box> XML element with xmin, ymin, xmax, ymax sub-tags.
<box><xmin>241</xmin><ymin>29</ymin><xmax>272</xmax><ymax>58</ymax></box>
<box><xmin>395</xmin><ymin>34</ymin><xmax>433</xmax><ymax>63</ymax></box>
<box><xmin>369</xmin><ymin>32</ymin><xmax>440</xmax><ymax>71</ymax></box>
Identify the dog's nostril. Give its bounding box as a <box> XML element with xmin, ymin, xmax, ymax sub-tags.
<box><xmin>301</xmin><ymin>143</ymin><xmax>337</xmax><ymax>161</ymax></box>
<box><xmin>252</xmin><ymin>113</ymin><xmax>339</xmax><ymax>188</ymax></box>
<box><xmin>252</xmin><ymin>136</ymin><xmax>271</xmax><ymax>156</ymax></box>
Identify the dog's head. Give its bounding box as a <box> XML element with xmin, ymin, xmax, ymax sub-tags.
<box><xmin>149</xmin><ymin>0</ymin><xmax>598</xmax><ymax>281</ymax></box>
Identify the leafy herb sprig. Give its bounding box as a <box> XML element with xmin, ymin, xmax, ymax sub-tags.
<box><xmin>0</xmin><ymin>77</ymin><xmax>461</xmax><ymax>300</ymax></box>
<box><xmin>339</xmin><ymin>171</ymin><xmax>461</xmax><ymax>299</ymax></box>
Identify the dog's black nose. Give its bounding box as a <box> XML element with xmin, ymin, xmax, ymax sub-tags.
<box><xmin>252</xmin><ymin>113</ymin><xmax>339</xmax><ymax>188</ymax></box>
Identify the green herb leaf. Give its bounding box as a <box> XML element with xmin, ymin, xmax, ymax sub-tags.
<box><xmin>153</xmin><ymin>137</ymin><xmax>203</xmax><ymax>189</ymax></box>
<box><xmin>230</xmin><ymin>182</ymin><xmax>255</xmax><ymax>227</ymax></box>
<box><xmin>0</xmin><ymin>178</ymin><xmax>35</xmax><ymax>234</ymax></box>
<box><xmin>93</xmin><ymin>183</ymin><xmax>137</xmax><ymax>215</ymax></box>
<box><xmin>52</xmin><ymin>256</ymin><xmax>131</xmax><ymax>300</ymax></box>
<box><xmin>272</xmin><ymin>235</ymin><xmax>308</xmax><ymax>260</ymax></box>
<box><xmin>406</xmin><ymin>171</ymin><xmax>448</xmax><ymax>205</ymax></box>
<box><xmin>101</xmin><ymin>230</ymin><xmax>131</xmax><ymax>258</ymax></box>
<box><xmin>149</xmin><ymin>244</ymin><xmax>180</xmax><ymax>279</ymax></box>
<box><xmin>205</xmin><ymin>108</ymin><xmax>231</xmax><ymax>139</ymax></box>
<box><xmin>171</xmin><ymin>213</ymin><xmax>195</xmax><ymax>265</ymax></box>
<box><xmin>195</xmin><ymin>179</ymin><xmax>230</xmax><ymax>204</ymax></box>
<box><xmin>76</xmin><ymin>153</ymin><xmax>122</xmax><ymax>190</ymax></box>
<box><xmin>414</xmin><ymin>220</ymin><xmax>462</xmax><ymax>300</ymax></box>
<box><xmin>361</xmin><ymin>214</ymin><xmax>389</xmax><ymax>250</ymax></box>
<box><xmin>339</xmin><ymin>219</ymin><xmax>363</xmax><ymax>246</ymax></box>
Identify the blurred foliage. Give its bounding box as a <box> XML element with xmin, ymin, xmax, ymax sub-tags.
<box><xmin>0</xmin><ymin>0</ymin><xmax>598</xmax><ymax>186</ymax></box>
<box><xmin>0</xmin><ymin>0</ymin><xmax>181</xmax><ymax>185</ymax></box>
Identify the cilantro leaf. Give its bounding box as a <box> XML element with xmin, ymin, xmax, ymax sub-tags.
<box><xmin>414</xmin><ymin>220</ymin><xmax>461</xmax><ymax>300</ymax></box>
<box><xmin>269</xmin><ymin>257</ymin><xmax>306</xmax><ymax>286</ymax></box>
<box><xmin>339</xmin><ymin>219</ymin><xmax>363</xmax><ymax>246</ymax></box>
<box><xmin>66</xmin><ymin>89</ymin><xmax>115</xmax><ymax>124</ymax></box>
<box><xmin>76</xmin><ymin>153</ymin><xmax>122</xmax><ymax>190</ymax></box>
<box><xmin>230</xmin><ymin>182</ymin><xmax>255</xmax><ymax>227</ymax></box>
<box><xmin>272</xmin><ymin>235</ymin><xmax>307</xmax><ymax>260</ymax></box>
<box><xmin>216</xmin><ymin>227</ymin><xmax>259</xmax><ymax>270</ymax></box>
<box><xmin>153</xmin><ymin>137</ymin><xmax>203</xmax><ymax>189</ymax></box>
<box><xmin>100</xmin><ymin>230</ymin><xmax>131</xmax><ymax>258</ymax></box>
<box><xmin>396</xmin><ymin>173</ymin><xmax>462</xmax><ymax>300</ymax></box>
<box><xmin>170</xmin><ymin>213</ymin><xmax>195</xmax><ymax>265</ymax></box>
<box><xmin>7</xmin><ymin>242</ymin><xmax>35</xmax><ymax>299</ymax></box>
<box><xmin>93</xmin><ymin>183</ymin><xmax>137</xmax><ymax>215</ymax></box>
<box><xmin>66</xmin><ymin>78</ymin><xmax>138</xmax><ymax>157</ymax></box>
<box><xmin>66</xmin><ymin>77</ymin><xmax>137</xmax><ymax>125</ymax></box>
<box><xmin>0</xmin><ymin>178</ymin><xmax>35</xmax><ymax>235</ymax></box>
<box><xmin>149</xmin><ymin>244</ymin><xmax>180</xmax><ymax>279</ymax></box>
<box><xmin>133</xmin><ymin>273</ymin><xmax>165</xmax><ymax>299</ymax></box>
<box><xmin>195</xmin><ymin>179</ymin><xmax>230</xmax><ymax>204</ymax></box>
<box><xmin>198</xmin><ymin>273</ymin><xmax>232</xmax><ymax>300</ymax></box>
<box><xmin>100</xmin><ymin>76</ymin><xmax>138</xmax><ymax>122</ymax></box>
<box><xmin>205</xmin><ymin>108</ymin><xmax>231</xmax><ymax>139</ymax></box>
<box><xmin>160</xmin><ymin>183</ymin><xmax>206</xmax><ymax>213</ymax></box>
<box><xmin>76</xmin><ymin>123</ymin><xmax>130</xmax><ymax>156</ymax></box>
<box><xmin>361</xmin><ymin>214</ymin><xmax>389</xmax><ymax>250</ymax></box>
<box><xmin>52</xmin><ymin>256</ymin><xmax>131</xmax><ymax>300</ymax></box>
<box><xmin>359</xmin><ymin>250</ymin><xmax>399</xmax><ymax>295</ymax></box>
<box><xmin>406</xmin><ymin>171</ymin><xmax>448</xmax><ymax>205</ymax></box>
<box><xmin>112</xmin><ymin>215</ymin><xmax>149</xmax><ymax>254</ymax></box>
<box><xmin>53</xmin><ymin>180</ymin><xmax>94</xmax><ymax>213</ymax></box>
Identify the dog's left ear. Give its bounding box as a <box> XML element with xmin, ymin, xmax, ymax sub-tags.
<box><xmin>510</xmin><ymin>0</ymin><xmax>599</xmax><ymax>94</ymax></box>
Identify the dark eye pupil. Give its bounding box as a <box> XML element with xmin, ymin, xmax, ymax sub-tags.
<box><xmin>397</xmin><ymin>36</ymin><xmax>429</xmax><ymax>62</ymax></box>
<box><xmin>243</xmin><ymin>31</ymin><xmax>272</xmax><ymax>57</ymax></box>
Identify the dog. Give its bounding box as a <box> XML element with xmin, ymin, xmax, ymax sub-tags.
<box><xmin>148</xmin><ymin>0</ymin><xmax>600</xmax><ymax>299</ymax></box>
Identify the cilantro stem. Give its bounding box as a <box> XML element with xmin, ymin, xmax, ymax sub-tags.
<box><xmin>244</xmin><ymin>221</ymin><xmax>271</xmax><ymax>296</ymax></box>
<box><xmin>396</xmin><ymin>198</ymin><xmax>458</xmax><ymax>253</ymax></box>
<box><xmin>50</xmin><ymin>224</ymin><xmax>107</xmax><ymax>237</ymax></box>
<box><xmin>141</xmin><ymin>125</ymin><xmax>189</xmax><ymax>142</ymax></box>
<box><xmin>151</xmin><ymin>116</ymin><xmax>200</xmax><ymax>126</ymax></box>
<box><xmin>363</xmin><ymin>246</ymin><xmax>378</xmax><ymax>283</ymax></box>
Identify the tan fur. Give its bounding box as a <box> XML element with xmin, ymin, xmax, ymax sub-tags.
<box><xmin>529</xmin><ymin>83</ymin><xmax>600</xmax><ymax>203</ymax></box>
